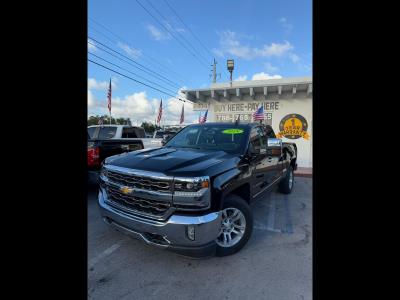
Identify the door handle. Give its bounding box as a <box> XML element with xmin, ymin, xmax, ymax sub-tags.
<box><xmin>256</xmin><ymin>174</ymin><xmax>264</xmax><ymax>178</ymax></box>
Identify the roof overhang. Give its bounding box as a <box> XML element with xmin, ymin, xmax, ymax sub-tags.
<box><xmin>182</xmin><ymin>76</ymin><xmax>312</xmax><ymax>103</ymax></box>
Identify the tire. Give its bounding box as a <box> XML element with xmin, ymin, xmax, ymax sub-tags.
<box><xmin>215</xmin><ymin>194</ymin><xmax>253</xmax><ymax>257</ymax></box>
<box><xmin>279</xmin><ymin>166</ymin><xmax>294</xmax><ymax>194</ymax></box>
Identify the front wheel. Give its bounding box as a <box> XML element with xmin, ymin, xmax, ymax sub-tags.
<box><xmin>215</xmin><ymin>194</ymin><xmax>253</xmax><ymax>256</ymax></box>
<box><xmin>279</xmin><ymin>166</ymin><xmax>294</xmax><ymax>194</ymax></box>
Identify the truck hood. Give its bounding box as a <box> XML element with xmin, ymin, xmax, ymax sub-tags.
<box><xmin>105</xmin><ymin>147</ymin><xmax>240</xmax><ymax>177</ymax></box>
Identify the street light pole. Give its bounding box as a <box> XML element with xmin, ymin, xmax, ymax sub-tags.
<box><xmin>227</xmin><ymin>59</ymin><xmax>234</xmax><ymax>87</ymax></box>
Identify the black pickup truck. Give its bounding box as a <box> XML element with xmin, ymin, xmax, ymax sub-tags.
<box><xmin>98</xmin><ymin>122</ymin><xmax>297</xmax><ymax>257</ymax></box>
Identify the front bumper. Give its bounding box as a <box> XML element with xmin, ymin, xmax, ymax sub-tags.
<box><xmin>98</xmin><ymin>189</ymin><xmax>222</xmax><ymax>257</ymax></box>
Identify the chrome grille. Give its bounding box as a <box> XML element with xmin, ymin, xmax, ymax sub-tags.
<box><xmin>105</xmin><ymin>185</ymin><xmax>170</xmax><ymax>217</ymax></box>
<box><xmin>107</xmin><ymin>170</ymin><xmax>171</xmax><ymax>192</ymax></box>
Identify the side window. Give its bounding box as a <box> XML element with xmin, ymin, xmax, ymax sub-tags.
<box><xmin>98</xmin><ymin>127</ymin><xmax>117</xmax><ymax>139</ymax></box>
<box><xmin>249</xmin><ymin>127</ymin><xmax>266</xmax><ymax>153</ymax></box>
<box><xmin>265</xmin><ymin>126</ymin><xmax>276</xmax><ymax>138</ymax></box>
<box><xmin>122</xmin><ymin>128</ymin><xmax>138</xmax><ymax>138</ymax></box>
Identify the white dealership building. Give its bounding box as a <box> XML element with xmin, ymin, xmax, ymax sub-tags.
<box><xmin>182</xmin><ymin>76</ymin><xmax>312</xmax><ymax>168</ymax></box>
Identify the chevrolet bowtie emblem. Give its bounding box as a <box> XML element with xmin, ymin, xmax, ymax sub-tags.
<box><xmin>120</xmin><ymin>186</ymin><xmax>134</xmax><ymax>194</ymax></box>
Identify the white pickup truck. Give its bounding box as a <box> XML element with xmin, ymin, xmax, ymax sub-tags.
<box><xmin>88</xmin><ymin>125</ymin><xmax>163</xmax><ymax>149</ymax></box>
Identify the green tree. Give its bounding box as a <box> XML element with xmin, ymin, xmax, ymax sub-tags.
<box><xmin>87</xmin><ymin>115</ymin><xmax>132</xmax><ymax>126</ymax></box>
<box><xmin>140</xmin><ymin>122</ymin><xmax>159</xmax><ymax>134</ymax></box>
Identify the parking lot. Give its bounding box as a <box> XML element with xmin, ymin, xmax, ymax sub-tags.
<box><xmin>88</xmin><ymin>177</ymin><xmax>312</xmax><ymax>300</ymax></box>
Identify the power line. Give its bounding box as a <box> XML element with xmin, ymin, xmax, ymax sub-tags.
<box><xmin>163</xmin><ymin>0</ymin><xmax>214</xmax><ymax>59</ymax></box>
<box><xmin>88</xmin><ymin>36</ymin><xmax>182</xmax><ymax>89</ymax></box>
<box><xmin>134</xmin><ymin>0</ymin><xmax>210</xmax><ymax>70</ymax></box>
<box><xmin>145</xmin><ymin>0</ymin><xmax>210</xmax><ymax>65</ymax></box>
<box><xmin>88</xmin><ymin>40</ymin><xmax>180</xmax><ymax>90</ymax></box>
<box><xmin>88</xmin><ymin>18</ymin><xmax>189</xmax><ymax>84</ymax></box>
<box><xmin>88</xmin><ymin>52</ymin><xmax>179</xmax><ymax>95</ymax></box>
<box><xmin>162</xmin><ymin>0</ymin><xmax>231</xmax><ymax>83</ymax></box>
<box><xmin>88</xmin><ymin>58</ymin><xmax>191</xmax><ymax>103</ymax></box>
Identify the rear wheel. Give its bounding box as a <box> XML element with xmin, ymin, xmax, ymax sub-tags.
<box><xmin>215</xmin><ymin>194</ymin><xmax>253</xmax><ymax>256</ymax></box>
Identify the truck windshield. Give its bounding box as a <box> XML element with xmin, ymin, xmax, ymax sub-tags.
<box><xmin>164</xmin><ymin>125</ymin><xmax>249</xmax><ymax>154</ymax></box>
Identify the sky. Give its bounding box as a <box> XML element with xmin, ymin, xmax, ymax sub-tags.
<box><xmin>88</xmin><ymin>0</ymin><xmax>312</xmax><ymax>125</ymax></box>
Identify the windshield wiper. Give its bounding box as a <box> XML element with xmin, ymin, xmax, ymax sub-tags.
<box><xmin>174</xmin><ymin>146</ymin><xmax>202</xmax><ymax>150</ymax></box>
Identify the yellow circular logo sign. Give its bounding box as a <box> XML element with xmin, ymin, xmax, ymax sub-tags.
<box><xmin>276</xmin><ymin>114</ymin><xmax>310</xmax><ymax>140</ymax></box>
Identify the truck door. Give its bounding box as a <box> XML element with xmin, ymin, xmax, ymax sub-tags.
<box><xmin>264</xmin><ymin>125</ymin><xmax>283</xmax><ymax>184</ymax></box>
<box><xmin>248</xmin><ymin>126</ymin><xmax>269</xmax><ymax>198</ymax></box>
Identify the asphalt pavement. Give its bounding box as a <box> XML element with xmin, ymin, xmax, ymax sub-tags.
<box><xmin>88</xmin><ymin>177</ymin><xmax>312</xmax><ymax>300</ymax></box>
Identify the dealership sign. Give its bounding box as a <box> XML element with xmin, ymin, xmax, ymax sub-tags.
<box><xmin>209</xmin><ymin>101</ymin><xmax>280</xmax><ymax>123</ymax></box>
<box><xmin>276</xmin><ymin>114</ymin><xmax>310</xmax><ymax>140</ymax></box>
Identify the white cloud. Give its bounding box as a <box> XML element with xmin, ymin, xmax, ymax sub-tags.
<box><xmin>216</xmin><ymin>30</ymin><xmax>252</xmax><ymax>59</ymax></box>
<box><xmin>253</xmin><ymin>41</ymin><xmax>293</xmax><ymax>57</ymax></box>
<box><xmin>147</xmin><ymin>24</ymin><xmax>170</xmax><ymax>41</ymax></box>
<box><xmin>289</xmin><ymin>53</ymin><xmax>300</xmax><ymax>63</ymax></box>
<box><xmin>88</xmin><ymin>78</ymin><xmax>117</xmax><ymax>90</ymax></box>
<box><xmin>279</xmin><ymin>17</ymin><xmax>293</xmax><ymax>33</ymax></box>
<box><xmin>251</xmin><ymin>72</ymin><xmax>282</xmax><ymax>80</ymax></box>
<box><xmin>117</xmin><ymin>42</ymin><xmax>142</xmax><ymax>59</ymax></box>
<box><xmin>264</xmin><ymin>62</ymin><xmax>278</xmax><ymax>73</ymax></box>
<box><xmin>175</xmin><ymin>27</ymin><xmax>186</xmax><ymax>33</ymax></box>
<box><xmin>87</xmin><ymin>84</ymin><xmax>198</xmax><ymax>125</ymax></box>
<box><xmin>235</xmin><ymin>75</ymin><xmax>248</xmax><ymax>81</ymax></box>
<box><xmin>215</xmin><ymin>30</ymin><xmax>297</xmax><ymax>61</ymax></box>
<box><xmin>88</xmin><ymin>90</ymin><xmax>95</xmax><ymax>108</ymax></box>
<box><xmin>88</xmin><ymin>39</ymin><xmax>96</xmax><ymax>51</ymax></box>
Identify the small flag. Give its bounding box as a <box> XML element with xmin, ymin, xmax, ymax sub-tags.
<box><xmin>98</xmin><ymin>116</ymin><xmax>104</xmax><ymax>125</ymax></box>
<box><xmin>199</xmin><ymin>109</ymin><xmax>208</xmax><ymax>124</ymax></box>
<box><xmin>156</xmin><ymin>99</ymin><xmax>163</xmax><ymax>125</ymax></box>
<box><xmin>252</xmin><ymin>105</ymin><xmax>264</xmax><ymax>121</ymax></box>
<box><xmin>107</xmin><ymin>78</ymin><xmax>112</xmax><ymax>113</ymax></box>
<box><xmin>180</xmin><ymin>103</ymin><xmax>184</xmax><ymax>124</ymax></box>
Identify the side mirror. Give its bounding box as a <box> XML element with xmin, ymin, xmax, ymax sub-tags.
<box><xmin>267</xmin><ymin>138</ymin><xmax>282</xmax><ymax>148</ymax></box>
<box><xmin>267</xmin><ymin>138</ymin><xmax>282</xmax><ymax>156</ymax></box>
<box><xmin>248</xmin><ymin>143</ymin><xmax>266</xmax><ymax>159</ymax></box>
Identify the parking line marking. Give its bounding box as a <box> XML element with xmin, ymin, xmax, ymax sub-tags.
<box><xmin>89</xmin><ymin>242</ymin><xmax>122</xmax><ymax>268</ymax></box>
<box><xmin>283</xmin><ymin>195</ymin><xmax>294</xmax><ymax>234</ymax></box>
<box><xmin>267</xmin><ymin>196</ymin><xmax>277</xmax><ymax>231</ymax></box>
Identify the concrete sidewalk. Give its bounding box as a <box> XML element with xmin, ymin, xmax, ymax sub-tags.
<box><xmin>295</xmin><ymin>167</ymin><xmax>312</xmax><ymax>178</ymax></box>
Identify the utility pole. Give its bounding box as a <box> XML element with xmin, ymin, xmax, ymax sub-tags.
<box><xmin>212</xmin><ymin>58</ymin><xmax>217</xmax><ymax>83</ymax></box>
<box><xmin>211</xmin><ymin>58</ymin><xmax>220</xmax><ymax>84</ymax></box>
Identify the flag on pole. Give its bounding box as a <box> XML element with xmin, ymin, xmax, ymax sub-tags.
<box><xmin>107</xmin><ymin>78</ymin><xmax>112</xmax><ymax>113</ymax></box>
<box><xmin>199</xmin><ymin>109</ymin><xmax>208</xmax><ymax>124</ymax></box>
<box><xmin>252</xmin><ymin>105</ymin><xmax>264</xmax><ymax>121</ymax></box>
<box><xmin>156</xmin><ymin>99</ymin><xmax>163</xmax><ymax>125</ymax></box>
<box><xmin>180</xmin><ymin>103</ymin><xmax>184</xmax><ymax>124</ymax></box>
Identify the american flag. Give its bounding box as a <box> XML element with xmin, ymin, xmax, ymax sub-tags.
<box><xmin>107</xmin><ymin>78</ymin><xmax>112</xmax><ymax>113</ymax></box>
<box><xmin>156</xmin><ymin>99</ymin><xmax>163</xmax><ymax>125</ymax></box>
<box><xmin>98</xmin><ymin>116</ymin><xmax>104</xmax><ymax>125</ymax></box>
<box><xmin>180</xmin><ymin>103</ymin><xmax>184</xmax><ymax>124</ymax></box>
<box><xmin>199</xmin><ymin>109</ymin><xmax>208</xmax><ymax>124</ymax></box>
<box><xmin>252</xmin><ymin>105</ymin><xmax>264</xmax><ymax>121</ymax></box>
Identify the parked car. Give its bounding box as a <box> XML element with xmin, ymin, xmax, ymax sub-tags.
<box><xmin>98</xmin><ymin>123</ymin><xmax>297</xmax><ymax>257</ymax></box>
<box><xmin>88</xmin><ymin>125</ymin><xmax>162</xmax><ymax>182</ymax></box>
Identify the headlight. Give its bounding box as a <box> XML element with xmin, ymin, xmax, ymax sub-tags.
<box><xmin>173</xmin><ymin>176</ymin><xmax>211</xmax><ymax>210</ymax></box>
<box><xmin>174</xmin><ymin>177</ymin><xmax>209</xmax><ymax>192</ymax></box>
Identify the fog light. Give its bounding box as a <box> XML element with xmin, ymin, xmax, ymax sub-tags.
<box><xmin>187</xmin><ymin>225</ymin><xmax>195</xmax><ymax>241</ymax></box>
